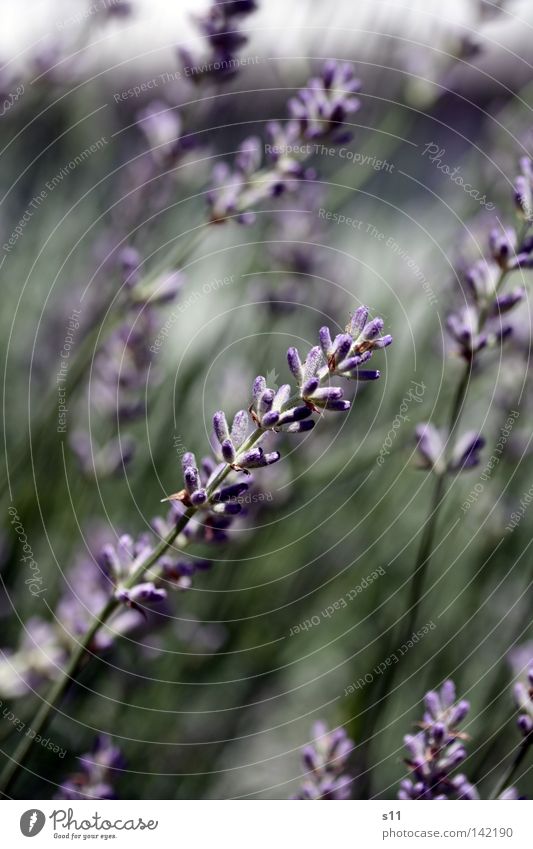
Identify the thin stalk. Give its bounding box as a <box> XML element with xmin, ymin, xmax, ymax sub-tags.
<box><xmin>489</xmin><ymin>733</ymin><xmax>532</xmax><ymax>800</ymax></box>
<box><xmin>360</xmin><ymin>223</ymin><xmax>529</xmax><ymax>795</ymax></box>
<box><xmin>0</xmin><ymin>427</ymin><xmax>264</xmax><ymax>796</ymax></box>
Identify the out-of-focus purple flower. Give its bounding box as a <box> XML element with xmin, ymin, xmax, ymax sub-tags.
<box><xmin>137</xmin><ymin>101</ymin><xmax>183</xmax><ymax>166</ymax></box>
<box><xmin>513</xmin><ymin>665</ymin><xmax>533</xmax><ymax>737</ymax></box>
<box><xmin>286</xmin><ymin>60</ymin><xmax>361</xmax><ymax>143</ymax></box>
<box><xmin>450</xmin><ymin>222</ymin><xmax>528</xmax><ymax>362</ymax></box>
<box><xmin>178</xmin><ymin>0</ymin><xmax>258</xmax><ymax>84</ymax></box>
<box><xmin>207</xmin><ymin>62</ymin><xmax>361</xmax><ymax>223</ymax></box>
<box><xmin>293</xmin><ymin>721</ymin><xmax>354</xmax><ymax>800</ymax></box>
<box><xmin>499</xmin><ymin>786</ymin><xmax>523</xmax><ymax>799</ymax></box>
<box><xmin>414</xmin><ymin>424</ymin><xmax>484</xmax><ymax>474</ymax></box>
<box><xmin>102</xmin><ymin>0</ymin><xmax>133</xmax><ymax>19</ymax></box>
<box><xmin>71</xmin><ymin>257</ymin><xmax>183</xmax><ymax>477</ymax></box>
<box><xmin>0</xmin><ymin>619</ymin><xmax>66</xmax><ymax>699</ymax></box>
<box><xmin>514</xmin><ymin>156</ymin><xmax>533</xmax><ymax>221</ymax></box>
<box><xmin>449</xmin><ymin>431</ymin><xmax>485</xmax><ymax>471</ymax></box>
<box><xmin>415</xmin><ymin>423</ymin><xmax>446</xmax><ymax>474</ymax></box>
<box><xmin>56</xmin><ymin>735</ymin><xmax>124</xmax><ymax>800</ymax></box>
<box><xmin>398</xmin><ymin>680</ymin><xmax>477</xmax><ymax>800</ymax></box>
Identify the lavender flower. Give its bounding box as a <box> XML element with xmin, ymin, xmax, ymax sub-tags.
<box><xmin>0</xmin><ymin>619</ymin><xmax>66</xmax><ymax>699</ymax></box>
<box><xmin>448</xmin><ymin>219</ymin><xmax>529</xmax><ymax>362</ymax></box>
<box><xmin>161</xmin><ymin>306</ymin><xmax>391</xmax><ymax>509</ymax></box>
<box><xmin>71</xmin><ymin>256</ymin><xmax>183</xmax><ymax>477</ymax></box>
<box><xmin>136</xmin><ymin>101</ymin><xmax>183</xmax><ymax>166</ymax></box>
<box><xmin>514</xmin><ymin>156</ymin><xmax>533</xmax><ymax>221</ymax></box>
<box><xmin>398</xmin><ymin>680</ymin><xmax>476</xmax><ymax>800</ymax></box>
<box><xmin>207</xmin><ymin>61</ymin><xmax>361</xmax><ymax>223</ymax></box>
<box><xmin>100</xmin><ymin>534</ymin><xmax>166</xmax><ymax>608</ymax></box>
<box><xmin>179</xmin><ymin>0</ymin><xmax>258</xmax><ymax>84</ymax></box>
<box><xmin>56</xmin><ymin>735</ymin><xmax>124</xmax><ymax>800</ymax></box>
<box><xmin>513</xmin><ymin>665</ymin><xmax>533</xmax><ymax>738</ymax></box>
<box><xmin>415</xmin><ymin>424</ymin><xmax>485</xmax><ymax>474</ymax></box>
<box><xmin>293</xmin><ymin>722</ymin><xmax>354</xmax><ymax>800</ymax></box>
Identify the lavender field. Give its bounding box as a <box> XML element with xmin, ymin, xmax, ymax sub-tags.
<box><xmin>0</xmin><ymin>0</ymin><xmax>532</xmax><ymax>804</ymax></box>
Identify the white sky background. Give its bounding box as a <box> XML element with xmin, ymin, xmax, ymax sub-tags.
<box><xmin>1</xmin><ymin>0</ymin><xmax>533</xmax><ymax>94</ymax></box>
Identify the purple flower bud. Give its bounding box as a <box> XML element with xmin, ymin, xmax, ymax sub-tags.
<box><xmin>287</xmin><ymin>347</ymin><xmax>304</xmax><ymax>382</ymax></box>
<box><xmin>302</xmin><ymin>746</ymin><xmax>318</xmax><ymax>772</ymax></box>
<box><xmin>278</xmin><ymin>405</ymin><xmax>312</xmax><ymax>425</ymax></box>
<box><xmin>239</xmin><ymin>447</ymin><xmax>262</xmax><ymax>466</ymax></box>
<box><xmin>213</xmin><ymin>412</ymin><xmax>230</xmax><ymax>444</ymax></box>
<box><xmin>440</xmin><ymin>680</ymin><xmax>456</xmax><ymax>708</ymax></box>
<box><xmin>212</xmin><ymin>482</ymin><xmax>249</xmax><ymax>502</ymax></box>
<box><xmin>424</xmin><ymin>690</ymin><xmax>440</xmax><ymax>719</ymax></box>
<box><xmin>212</xmin><ymin>502</ymin><xmax>242</xmax><ymax>515</ymax></box>
<box><xmin>360</xmin><ymin>317</ymin><xmax>384</xmax><ymax>340</ymax></box>
<box><xmin>258</xmin><ymin>389</ymin><xmax>275</xmax><ymax>416</ymax></box>
<box><xmin>184</xmin><ymin>465</ymin><xmax>201</xmax><ymax>494</ymax></box>
<box><xmin>286</xmin><ymin>420</ymin><xmax>315</xmax><ymax>433</ymax></box>
<box><xmin>231</xmin><ymin>410</ymin><xmax>249</xmax><ymax>447</ymax></box>
<box><xmin>239</xmin><ymin>448</ymin><xmax>281</xmax><ymax>467</ymax></box>
<box><xmin>323</xmin><ymin>399</ymin><xmax>350</xmax><ymax>412</ymax></box>
<box><xmin>332</xmin><ymin>333</ymin><xmax>353</xmax><ymax>362</ymax></box>
<box><xmin>349</xmin><ymin>369</ymin><xmax>380</xmax><ymax>381</ymax></box>
<box><xmin>221</xmin><ymin>439</ymin><xmax>236</xmax><ymax>463</ymax></box>
<box><xmin>253</xmin><ymin>375</ymin><xmax>266</xmax><ymax>401</ymax></box>
<box><xmin>349</xmin><ymin>306</ymin><xmax>369</xmax><ymax>335</ymax></box>
<box><xmin>115</xmin><ymin>583</ymin><xmax>161</xmax><ymax>605</ymax></box>
<box><xmin>182</xmin><ymin>451</ymin><xmax>197</xmax><ymax>473</ymax></box>
<box><xmin>517</xmin><ymin>714</ymin><xmax>533</xmax><ymax>735</ymax></box>
<box><xmin>261</xmin><ymin>410</ymin><xmax>280</xmax><ymax>428</ymax></box>
<box><xmin>490</xmin><ymin>288</ymin><xmax>525</xmax><ymax>316</ymax></box>
<box><xmin>449</xmin><ymin>700</ymin><xmax>470</xmax><ymax>725</ymax></box>
<box><xmin>235</xmin><ymin>137</ymin><xmax>262</xmax><ymax>175</ymax></box>
<box><xmin>310</xmin><ymin>387</ymin><xmax>344</xmax><ymax>402</ymax></box>
<box><xmin>415</xmin><ymin>423</ymin><xmax>445</xmax><ymax>472</ymax></box>
<box><xmin>302</xmin><ymin>377</ymin><xmax>320</xmax><ymax>397</ymax></box>
<box><xmin>303</xmin><ymin>346</ymin><xmax>323</xmax><ymax>382</ymax></box>
<box><xmin>319</xmin><ymin>326</ymin><xmax>333</xmax><ymax>356</ymax></box>
<box><xmin>451</xmin><ymin>432</ymin><xmax>485</xmax><ymax>471</ymax></box>
<box><xmin>190</xmin><ymin>489</ymin><xmax>208</xmax><ymax>506</ymax></box>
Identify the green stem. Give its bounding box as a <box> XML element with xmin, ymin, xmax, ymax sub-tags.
<box><xmin>0</xmin><ymin>427</ymin><xmax>265</xmax><ymax>796</ymax></box>
<box><xmin>360</xmin><ymin>222</ymin><xmax>530</xmax><ymax>795</ymax></box>
<box><xmin>489</xmin><ymin>733</ymin><xmax>532</xmax><ymax>800</ymax></box>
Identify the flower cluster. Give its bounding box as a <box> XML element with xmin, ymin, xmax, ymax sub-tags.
<box><xmin>398</xmin><ymin>680</ymin><xmax>478</xmax><ymax>800</ymax></box>
<box><xmin>415</xmin><ymin>424</ymin><xmax>485</xmax><ymax>475</ymax></box>
<box><xmin>56</xmin><ymin>735</ymin><xmax>124</xmax><ymax>800</ymax></box>
<box><xmin>446</xmin><ymin>158</ymin><xmax>532</xmax><ymax>363</ymax></box>
<box><xmin>1</xmin><ymin>308</ymin><xmax>390</xmax><ymax>702</ymax></box>
<box><xmin>179</xmin><ymin>0</ymin><xmax>258</xmax><ymax>84</ymax></box>
<box><xmin>207</xmin><ymin>61</ymin><xmax>361</xmax><ymax>223</ymax></box>
<box><xmin>164</xmin><ymin>307</ymin><xmax>391</xmax><ymax>511</ymax></box>
<box><xmin>71</xmin><ymin>248</ymin><xmax>183</xmax><ymax>477</ymax></box>
<box><xmin>293</xmin><ymin>722</ymin><xmax>354</xmax><ymax>800</ymax></box>
<box><xmin>136</xmin><ymin>101</ymin><xmax>185</xmax><ymax>167</ymax></box>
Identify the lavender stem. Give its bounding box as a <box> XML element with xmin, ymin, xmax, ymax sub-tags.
<box><xmin>0</xmin><ymin>427</ymin><xmax>265</xmax><ymax>796</ymax></box>
<box><xmin>361</xmin><ymin>223</ymin><xmax>529</xmax><ymax>795</ymax></box>
<box><xmin>489</xmin><ymin>732</ymin><xmax>532</xmax><ymax>800</ymax></box>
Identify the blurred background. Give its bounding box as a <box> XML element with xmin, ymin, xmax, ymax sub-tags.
<box><xmin>0</xmin><ymin>0</ymin><xmax>532</xmax><ymax>800</ymax></box>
